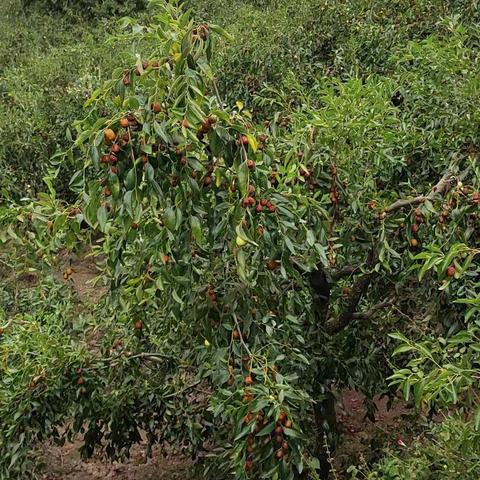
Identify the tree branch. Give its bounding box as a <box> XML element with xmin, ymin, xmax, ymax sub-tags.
<box><xmin>324</xmin><ymin>249</ymin><xmax>377</xmax><ymax>335</ymax></box>
<box><xmin>351</xmin><ymin>297</ymin><xmax>395</xmax><ymax>320</ymax></box>
<box><xmin>233</xmin><ymin>313</ymin><xmax>253</xmax><ymax>358</ymax></box>
<box><xmin>129</xmin><ymin>352</ymin><xmax>175</xmax><ymax>363</ymax></box>
<box><xmin>325</xmin><ymin>273</ymin><xmax>374</xmax><ymax>334</ymax></box>
<box><xmin>330</xmin><ymin>265</ymin><xmax>360</xmax><ymax>280</ymax></box>
<box><xmin>163</xmin><ymin>380</ymin><xmax>202</xmax><ymax>399</ymax></box>
<box><xmin>385</xmin><ymin>167</ymin><xmax>469</xmax><ymax>213</ymax></box>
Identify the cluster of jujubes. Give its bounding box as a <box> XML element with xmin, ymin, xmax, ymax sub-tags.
<box><xmin>242</xmin><ymin>408</ymin><xmax>293</xmax><ymax>472</ymax></box>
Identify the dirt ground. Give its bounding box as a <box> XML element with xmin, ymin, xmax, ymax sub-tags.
<box><xmin>38</xmin><ymin>439</ymin><xmax>193</xmax><ymax>480</ymax></box>
<box><xmin>36</xmin><ymin>255</ymin><xmax>411</xmax><ymax>479</ymax></box>
<box><xmin>55</xmin><ymin>250</ymin><xmax>106</xmax><ymax>303</ymax></box>
<box><xmin>335</xmin><ymin>390</ymin><xmax>410</xmax><ymax>471</ymax></box>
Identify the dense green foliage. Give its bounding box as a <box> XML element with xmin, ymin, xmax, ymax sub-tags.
<box><xmin>4</xmin><ymin>0</ymin><xmax>480</xmax><ymax>198</ymax></box>
<box><xmin>22</xmin><ymin>0</ymin><xmax>147</xmax><ymax>17</ymax></box>
<box><xmin>0</xmin><ymin>2</ymin><xmax>128</xmax><ymax>198</ymax></box>
<box><xmin>0</xmin><ymin>0</ymin><xmax>479</xmax><ymax>479</ymax></box>
<box><xmin>349</xmin><ymin>417</ymin><xmax>480</xmax><ymax>479</ymax></box>
<box><xmin>191</xmin><ymin>0</ymin><xmax>480</xmax><ymax>105</ymax></box>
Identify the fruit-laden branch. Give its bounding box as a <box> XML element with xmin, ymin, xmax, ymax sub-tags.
<box><xmin>385</xmin><ymin>166</ymin><xmax>469</xmax><ymax>213</ymax></box>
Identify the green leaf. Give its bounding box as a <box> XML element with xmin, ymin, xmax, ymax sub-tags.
<box><xmin>124</xmin><ymin>168</ymin><xmax>136</xmax><ymax>190</ymax></box>
<box><xmin>209</xmin><ymin>24</ymin><xmax>235</xmax><ymax>42</ymax></box>
<box><xmin>235</xmin><ymin>224</ymin><xmax>258</xmax><ymax>247</ymax></box>
<box><xmin>164</xmin><ymin>206</ymin><xmax>176</xmax><ymax>232</ymax></box>
<box><xmin>69</xmin><ymin>171</ymin><xmax>84</xmax><ymax>191</ymax></box>
<box><xmin>392</xmin><ymin>345</ymin><xmax>415</xmax><ymax>356</ymax></box>
<box><xmin>172</xmin><ymin>290</ymin><xmax>184</xmax><ymax>307</ymax></box>
<box><xmin>236</xmin><ymin>248</ymin><xmax>248</xmax><ymax>283</ymax></box>
<box><xmin>234</xmin><ymin>423</ymin><xmax>254</xmax><ymax>442</ymax></box>
<box><xmin>306</xmin><ymin>229</ymin><xmax>315</xmax><ymax>246</ymax></box>
<box><xmin>475</xmin><ymin>408</ymin><xmax>480</xmax><ymax>431</ymax></box>
<box><xmin>190</xmin><ymin>216</ymin><xmax>203</xmax><ymax>244</ymax></box>
<box><xmin>256</xmin><ymin>421</ymin><xmax>275</xmax><ymax>436</ymax></box>
<box><xmin>97</xmin><ymin>205</ymin><xmax>107</xmax><ymax>231</ymax></box>
<box><xmin>284</xmin><ymin>427</ymin><xmax>307</xmax><ymax>440</ymax></box>
<box><xmin>389</xmin><ymin>332</ymin><xmax>409</xmax><ymax>342</ymax></box>
<box><xmin>246</xmin><ymin>133</ymin><xmax>258</xmax><ymax>153</ymax></box>
<box><xmin>153</xmin><ymin>121</ymin><xmax>171</xmax><ymax>144</ymax></box>
<box><xmin>237</xmin><ymin>161</ymin><xmax>249</xmax><ymax>197</ymax></box>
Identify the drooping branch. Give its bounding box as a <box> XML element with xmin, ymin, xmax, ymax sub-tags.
<box><xmin>385</xmin><ymin>167</ymin><xmax>469</xmax><ymax>214</ymax></box>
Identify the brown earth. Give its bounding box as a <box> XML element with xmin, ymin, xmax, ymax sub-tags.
<box><xmin>56</xmin><ymin>250</ymin><xmax>106</xmax><ymax>303</ymax></box>
<box><xmin>334</xmin><ymin>390</ymin><xmax>411</xmax><ymax>472</ymax></box>
<box><xmin>38</xmin><ymin>438</ymin><xmax>193</xmax><ymax>480</ymax></box>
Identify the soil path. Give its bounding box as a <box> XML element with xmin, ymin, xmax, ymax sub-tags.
<box><xmin>38</xmin><ymin>438</ymin><xmax>192</xmax><ymax>480</ymax></box>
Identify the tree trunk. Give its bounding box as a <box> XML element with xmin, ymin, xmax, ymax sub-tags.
<box><xmin>313</xmin><ymin>391</ymin><xmax>338</xmax><ymax>479</ymax></box>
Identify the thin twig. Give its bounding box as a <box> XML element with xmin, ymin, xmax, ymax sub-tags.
<box><xmin>163</xmin><ymin>380</ymin><xmax>202</xmax><ymax>399</ymax></box>
<box><xmin>233</xmin><ymin>313</ymin><xmax>253</xmax><ymax>358</ymax></box>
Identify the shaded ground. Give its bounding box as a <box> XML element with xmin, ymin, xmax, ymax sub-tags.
<box><xmin>56</xmin><ymin>250</ymin><xmax>106</xmax><ymax>303</ymax></box>
<box><xmin>38</xmin><ymin>439</ymin><xmax>193</xmax><ymax>480</ymax></box>
<box><xmin>335</xmin><ymin>390</ymin><xmax>411</xmax><ymax>472</ymax></box>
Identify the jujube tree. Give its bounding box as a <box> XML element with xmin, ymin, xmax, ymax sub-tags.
<box><xmin>1</xmin><ymin>2</ymin><xmax>479</xmax><ymax>479</ymax></box>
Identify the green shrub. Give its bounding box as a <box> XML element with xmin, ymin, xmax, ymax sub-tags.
<box><xmin>0</xmin><ymin>1</ymin><xmax>130</xmax><ymax>199</ymax></box>
<box><xmin>21</xmin><ymin>0</ymin><xmax>147</xmax><ymax>18</ymax></box>
<box><xmin>349</xmin><ymin>417</ymin><xmax>480</xmax><ymax>480</ymax></box>
<box><xmin>190</xmin><ymin>0</ymin><xmax>480</xmax><ymax>106</ymax></box>
<box><xmin>1</xmin><ymin>1</ymin><xmax>480</xmax><ymax>479</ymax></box>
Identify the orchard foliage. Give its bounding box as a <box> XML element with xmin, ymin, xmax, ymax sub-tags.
<box><xmin>21</xmin><ymin>0</ymin><xmax>147</xmax><ymax>17</ymax></box>
<box><xmin>0</xmin><ymin>1</ymin><xmax>479</xmax><ymax>479</ymax></box>
<box><xmin>349</xmin><ymin>416</ymin><xmax>480</xmax><ymax>479</ymax></box>
<box><xmin>0</xmin><ymin>0</ymin><xmax>133</xmax><ymax>200</ymax></box>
